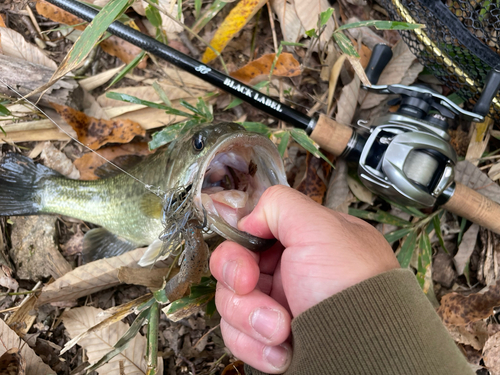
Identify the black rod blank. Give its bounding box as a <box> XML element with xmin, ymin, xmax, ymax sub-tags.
<box><xmin>45</xmin><ymin>0</ymin><xmax>316</xmax><ymax>132</ymax></box>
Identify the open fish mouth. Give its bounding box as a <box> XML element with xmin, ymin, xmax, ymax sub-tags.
<box><xmin>193</xmin><ymin>132</ymin><xmax>288</xmax><ymax>251</ymax></box>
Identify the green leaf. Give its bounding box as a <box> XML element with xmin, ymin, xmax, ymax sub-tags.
<box><xmin>191</xmin><ymin>0</ymin><xmax>228</xmax><ymax>34</ymax></box>
<box><xmin>432</xmin><ymin>214</ymin><xmax>448</xmax><ymax>254</ymax></box>
<box><xmin>106</xmin><ymin>91</ymin><xmax>171</xmax><ymax>110</ymax></box>
<box><xmin>86</xmin><ymin>306</ymin><xmax>151</xmax><ymax>372</ymax></box>
<box><xmin>145</xmin><ymin>4</ymin><xmax>162</xmax><ymax>27</ymax></box>
<box><xmin>319</xmin><ymin>8</ymin><xmax>334</xmax><ymax>28</ymax></box>
<box><xmin>0</xmin><ymin>126</ymin><xmax>5</xmax><ymax>136</ymax></box>
<box><xmin>67</xmin><ymin>0</ymin><xmax>132</xmax><ymax>74</ymax></box>
<box><xmin>337</xmin><ymin>20</ymin><xmax>423</xmax><ymax>31</ymax></box>
<box><xmin>416</xmin><ymin>233</ymin><xmax>432</xmax><ymax>290</ymax></box>
<box><xmin>290</xmin><ymin>128</ymin><xmax>333</xmax><ymax>167</ymax></box>
<box><xmin>107</xmin><ymin>50</ymin><xmax>146</xmax><ymax>88</ymax></box>
<box><xmin>277</xmin><ymin>131</ymin><xmax>290</xmax><ymax>158</ymax></box>
<box><xmin>238</xmin><ymin>122</ymin><xmax>272</xmax><ymax>137</ymax></box>
<box><xmin>153</xmin><ymin>81</ymin><xmax>172</xmax><ymax>107</ymax></box>
<box><xmin>349</xmin><ymin>208</ymin><xmax>412</xmax><ymax>227</ymax></box>
<box><xmin>153</xmin><ymin>288</ymin><xmax>168</xmax><ymax>303</ymax></box>
<box><xmin>383</xmin><ymin>198</ymin><xmax>427</xmax><ymax>218</ymax></box>
<box><xmin>397</xmin><ymin>229</ymin><xmax>418</xmax><ymax>268</ymax></box>
<box><xmin>457</xmin><ymin>217</ymin><xmax>467</xmax><ymax>245</ymax></box>
<box><xmin>281</xmin><ymin>41</ymin><xmax>306</xmax><ymax>47</ymax></box>
<box><xmin>149</xmin><ymin>122</ymin><xmax>187</xmax><ymax>150</ymax></box>
<box><xmin>0</xmin><ymin>104</ymin><xmax>11</xmax><ymax>116</ymax></box>
<box><xmin>165</xmin><ymin>277</ymin><xmax>216</xmax><ymax>315</ymax></box>
<box><xmin>333</xmin><ymin>32</ymin><xmax>359</xmax><ymax>57</ymax></box>
<box><xmin>305</xmin><ymin>28</ymin><xmax>318</xmax><ymax>38</ymax></box>
<box><xmin>385</xmin><ymin>227</ymin><xmax>414</xmax><ymax>243</ymax></box>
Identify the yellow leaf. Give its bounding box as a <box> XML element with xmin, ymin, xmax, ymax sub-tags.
<box><xmin>201</xmin><ymin>0</ymin><xmax>267</xmax><ymax>64</ymax></box>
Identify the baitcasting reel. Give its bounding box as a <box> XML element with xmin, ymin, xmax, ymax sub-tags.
<box><xmin>341</xmin><ymin>44</ymin><xmax>500</xmax><ymax>208</ymax></box>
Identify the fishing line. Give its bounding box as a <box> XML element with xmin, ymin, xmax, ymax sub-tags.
<box><xmin>0</xmin><ymin>78</ymin><xmax>164</xmax><ymax>197</ymax></box>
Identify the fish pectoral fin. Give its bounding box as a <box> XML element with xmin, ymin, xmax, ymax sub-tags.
<box><xmin>139</xmin><ymin>193</ymin><xmax>163</xmax><ymax>219</ymax></box>
<box><xmin>82</xmin><ymin>228</ymin><xmax>140</xmax><ymax>263</ymax></box>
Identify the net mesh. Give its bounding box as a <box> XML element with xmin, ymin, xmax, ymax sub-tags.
<box><xmin>379</xmin><ymin>0</ymin><xmax>500</xmax><ymax>117</ymax></box>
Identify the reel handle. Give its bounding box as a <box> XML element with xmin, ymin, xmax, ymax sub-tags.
<box><xmin>473</xmin><ymin>68</ymin><xmax>500</xmax><ymax>117</ymax></box>
<box><xmin>365</xmin><ymin>44</ymin><xmax>393</xmax><ymax>85</ymax></box>
<box><xmin>310</xmin><ymin>114</ymin><xmax>353</xmax><ymax>156</ymax></box>
<box><xmin>442</xmin><ymin>183</ymin><xmax>500</xmax><ymax>234</ymax></box>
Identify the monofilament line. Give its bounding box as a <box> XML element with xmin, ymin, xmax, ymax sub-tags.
<box><xmin>0</xmin><ymin>78</ymin><xmax>164</xmax><ymax>197</ymax></box>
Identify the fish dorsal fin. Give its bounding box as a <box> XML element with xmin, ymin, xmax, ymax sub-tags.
<box><xmin>82</xmin><ymin>228</ymin><xmax>139</xmax><ymax>263</ymax></box>
<box><xmin>139</xmin><ymin>193</ymin><xmax>163</xmax><ymax>219</ymax></box>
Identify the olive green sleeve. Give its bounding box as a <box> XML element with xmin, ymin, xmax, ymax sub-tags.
<box><xmin>245</xmin><ymin>269</ymin><xmax>473</xmax><ymax>375</ymax></box>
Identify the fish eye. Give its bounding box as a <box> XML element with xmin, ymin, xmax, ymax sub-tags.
<box><xmin>192</xmin><ymin>133</ymin><xmax>205</xmax><ymax>152</ymax></box>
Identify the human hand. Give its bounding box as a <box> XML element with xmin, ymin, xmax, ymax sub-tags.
<box><xmin>209</xmin><ymin>185</ymin><xmax>400</xmax><ymax>373</ymax></box>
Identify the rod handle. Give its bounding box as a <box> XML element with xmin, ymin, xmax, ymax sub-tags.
<box><xmin>442</xmin><ymin>182</ymin><xmax>500</xmax><ymax>234</ymax></box>
<box><xmin>310</xmin><ymin>114</ymin><xmax>353</xmax><ymax>156</ymax></box>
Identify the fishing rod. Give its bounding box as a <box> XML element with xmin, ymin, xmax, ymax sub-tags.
<box><xmin>40</xmin><ymin>0</ymin><xmax>500</xmax><ymax>234</ymax></box>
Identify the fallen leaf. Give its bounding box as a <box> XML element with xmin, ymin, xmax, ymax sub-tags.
<box><xmin>0</xmin><ymin>14</ymin><xmax>6</xmax><ymax>27</ymax></box>
<box><xmin>361</xmin><ymin>40</ymin><xmax>419</xmax><ymax>109</ymax></box>
<box><xmin>270</xmin><ymin>0</ymin><xmax>304</xmax><ymax>43</ymax></box>
<box><xmin>0</xmin><ymin>348</ymin><xmax>25</xmax><ymax>375</ymax></box>
<box><xmin>347</xmin><ymin>55</ymin><xmax>370</xmax><ymax>86</ymax></box>
<box><xmin>327</xmin><ymin>54</ymin><xmax>348</xmax><ymax>113</ymax></box>
<box><xmin>294</xmin><ymin>0</ymin><xmax>334</xmax><ymax>49</ymax></box>
<box><xmin>62</xmin><ymin>306</ymin><xmax>160</xmax><ymax>374</ymax></box>
<box><xmin>335</xmin><ymin>74</ymin><xmax>360</xmax><ymax>125</ymax></box>
<box><xmin>446</xmin><ymin>321</ymin><xmax>488</xmax><ymax>350</ymax></box>
<box><xmin>453</xmin><ymin>224</ymin><xmax>480</xmax><ymax>275</ymax></box>
<box><xmin>324</xmin><ymin>158</ymin><xmax>353</xmax><ymax>213</ymax></box>
<box><xmin>345</xmin><ymin>17</ymin><xmax>389</xmax><ymax>49</ymax></box>
<box><xmin>0</xmin><ymin>319</ymin><xmax>55</xmax><ymax>375</ymax></box>
<box><xmin>484</xmin><ymin>331</ymin><xmax>500</xmax><ymax>374</ymax></box>
<box><xmin>37</xmin><ymin>247</ymin><xmax>147</xmax><ymax>306</ymax></box>
<box><xmin>230</xmin><ymin>53</ymin><xmax>301</xmax><ymax>84</ymax></box>
<box><xmin>466</xmin><ymin>117</ymin><xmax>493</xmax><ymax>166</ymax></box>
<box><xmin>140</xmin><ymin>0</ymin><xmax>184</xmax><ymax>34</ymax></box>
<box><xmin>438</xmin><ymin>278</ymin><xmax>500</xmax><ymax>325</ymax></box>
<box><xmin>6</xmin><ymin>294</ymin><xmax>38</xmax><ymax>337</ymax></box>
<box><xmin>0</xmin><ymin>265</ymin><xmax>18</xmax><ymax>290</ymax></box>
<box><xmin>201</xmin><ymin>0</ymin><xmax>267</xmax><ymax>63</ymax></box>
<box><xmin>100</xmin><ymin>36</ymin><xmax>148</xmax><ymax>68</ymax></box>
<box><xmin>0</xmin><ymin>27</ymin><xmax>57</xmax><ymax>69</ymax></box>
<box><xmin>51</xmin><ymin>103</ymin><xmax>145</xmax><ymax>150</ymax></box>
<box><xmin>40</xmin><ymin>141</ymin><xmax>80</xmax><ymax>179</ymax></box>
<box><xmin>222</xmin><ymin>360</ymin><xmax>245</xmax><ymax>375</ymax></box>
<box><xmin>36</xmin><ymin>0</ymin><xmax>86</xmax><ymax>30</ymax></box>
<box><xmin>79</xmin><ymin>65</ymin><xmax>125</xmax><ymax>91</ymax></box>
<box><xmin>455</xmin><ymin>160</ymin><xmax>500</xmax><ymax>204</ymax></box>
<box><xmin>117</xmin><ymin>267</ymin><xmax>169</xmax><ymax>289</ymax></box>
<box><xmin>295</xmin><ymin>152</ymin><xmax>333</xmax><ymax>204</ymax></box>
<box><xmin>74</xmin><ymin>142</ymin><xmax>152</xmax><ymax>180</ymax></box>
<box><xmin>347</xmin><ymin>175</ymin><xmax>374</xmax><ymax>204</ymax></box>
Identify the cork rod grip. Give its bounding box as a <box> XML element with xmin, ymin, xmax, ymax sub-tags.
<box><xmin>310</xmin><ymin>114</ymin><xmax>353</xmax><ymax>156</ymax></box>
<box><xmin>442</xmin><ymin>183</ymin><xmax>500</xmax><ymax>234</ymax></box>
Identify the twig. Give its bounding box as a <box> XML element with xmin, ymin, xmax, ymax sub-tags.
<box><xmin>179</xmin><ymin>355</ymin><xmax>197</xmax><ymax>375</ymax></box>
<box><xmin>25</xmin><ymin>4</ymin><xmax>49</xmax><ymax>41</ymax></box>
<box><xmin>193</xmin><ymin>324</ymin><xmax>220</xmax><ymax>348</ymax></box>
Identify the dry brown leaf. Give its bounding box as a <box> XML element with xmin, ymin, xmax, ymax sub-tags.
<box><xmin>221</xmin><ymin>360</ymin><xmax>245</xmax><ymax>375</ymax></box>
<box><xmin>74</xmin><ymin>143</ymin><xmax>152</xmax><ymax>180</ymax></box>
<box><xmin>352</xmin><ymin>40</ymin><xmax>372</xmax><ymax>68</ymax></box>
<box><xmin>294</xmin><ymin>0</ymin><xmax>334</xmax><ymax>49</ymax></box>
<box><xmin>466</xmin><ymin>117</ymin><xmax>493</xmax><ymax>166</ymax></box>
<box><xmin>6</xmin><ymin>294</ymin><xmax>38</xmax><ymax>337</ymax></box>
<box><xmin>453</xmin><ymin>224</ymin><xmax>480</xmax><ymax>275</ymax></box>
<box><xmin>335</xmin><ymin>75</ymin><xmax>360</xmax><ymax>125</ymax></box>
<box><xmin>361</xmin><ymin>40</ymin><xmax>418</xmax><ymax>109</ymax></box>
<box><xmin>327</xmin><ymin>54</ymin><xmax>348</xmax><ymax>113</ymax></box>
<box><xmin>347</xmin><ymin>55</ymin><xmax>370</xmax><ymax>87</ymax></box>
<box><xmin>295</xmin><ymin>152</ymin><xmax>333</xmax><ymax>204</ymax></box>
<box><xmin>0</xmin><ymin>14</ymin><xmax>6</xmax><ymax>27</ymax></box>
<box><xmin>347</xmin><ymin>175</ymin><xmax>374</xmax><ymax>204</ymax></box>
<box><xmin>79</xmin><ymin>65</ymin><xmax>125</xmax><ymax>91</ymax></box>
<box><xmin>117</xmin><ymin>267</ymin><xmax>169</xmax><ymax>289</ymax></box>
<box><xmin>36</xmin><ymin>0</ymin><xmax>86</xmax><ymax>30</ymax></box>
<box><xmin>62</xmin><ymin>306</ymin><xmax>161</xmax><ymax>374</ymax></box>
<box><xmin>0</xmin><ymin>27</ymin><xmax>57</xmax><ymax>70</ymax></box>
<box><xmin>40</xmin><ymin>142</ymin><xmax>80</xmax><ymax>179</ymax></box>
<box><xmin>100</xmin><ymin>36</ymin><xmax>147</xmax><ymax>68</ymax></box>
<box><xmin>270</xmin><ymin>0</ymin><xmax>304</xmax><ymax>43</ymax></box>
<box><xmin>37</xmin><ymin>247</ymin><xmax>147</xmax><ymax>306</ymax></box>
<box><xmin>455</xmin><ymin>160</ymin><xmax>500</xmax><ymax>204</ymax></box>
<box><xmin>446</xmin><ymin>321</ymin><xmax>488</xmax><ymax>350</ymax></box>
<box><xmin>483</xmin><ymin>331</ymin><xmax>500</xmax><ymax>374</ymax></box>
<box><xmin>0</xmin><ymin>319</ymin><xmax>55</xmax><ymax>375</ymax></box>
<box><xmin>50</xmin><ymin>103</ymin><xmax>145</xmax><ymax>150</ymax></box>
<box><xmin>324</xmin><ymin>158</ymin><xmax>353</xmax><ymax>213</ymax></box>
<box><xmin>438</xmin><ymin>278</ymin><xmax>500</xmax><ymax>325</ymax></box>
<box><xmin>230</xmin><ymin>53</ymin><xmax>301</xmax><ymax>84</ymax></box>
<box><xmin>0</xmin><ymin>348</ymin><xmax>25</xmax><ymax>375</ymax></box>
<box><xmin>489</xmin><ymin>161</ymin><xmax>500</xmax><ymax>181</ymax></box>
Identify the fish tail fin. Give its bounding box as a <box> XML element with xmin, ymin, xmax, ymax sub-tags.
<box><xmin>0</xmin><ymin>153</ymin><xmax>60</xmax><ymax>216</ymax></box>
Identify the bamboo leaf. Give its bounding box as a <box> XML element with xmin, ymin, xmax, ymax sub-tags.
<box><xmin>384</xmin><ymin>227</ymin><xmax>414</xmax><ymax>243</ymax></box>
<box><xmin>432</xmin><ymin>215</ymin><xmax>448</xmax><ymax>254</ymax></box>
<box><xmin>153</xmin><ymin>81</ymin><xmax>172</xmax><ymax>107</ymax></box>
<box><xmin>397</xmin><ymin>229</ymin><xmax>418</xmax><ymax>268</ymax></box>
<box><xmin>238</xmin><ymin>122</ymin><xmax>272</xmax><ymax>136</ymax></box>
<box><xmin>348</xmin><ymin>208</ymin><xmax>412</xmax><ymax>227</ymax></box>
<box><xmin>106</xmin><ymin>92</ymin><xmax>172</xmax><ymax>110</ymax></box>
<box><xmin>416</xmin><ymin>233</ymin><xmax>432</xmax><ymax>291</ymax></box>
<box><xmin>290</xmin><ymin>128</ymin><xmax>333</xmax><ymax>167</ymax></box>
<box><xmin>0</xmin><ymin>103</ymin><xmax>10</xmax><ymax>116</ymax></box>
<box><xmin>107</xmin><ymin>50</ymin><xmax>147</xmax><ymax>88</ymax></box>
<box><xmin>319</xmin><ymin>8</ymin><xmax>334</xmax><ymax>28</ymax></box>
<box><xmin>333</xmin><ymin>32</ymin><xmax>360</xmax><ymax>57</ymax></box>
<box><xmin>277</xmin><ymin>131</ymin><xmax>290</xmax><ymax>158</ymax></box>
<box><xmin>337</xmin><ymin>20</ymin><xmax>423</xmax><ymax>31</ymax></box>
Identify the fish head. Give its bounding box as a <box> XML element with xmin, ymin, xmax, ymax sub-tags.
<box><xmin>166</xmin><ymin>122</ymin><xmax>288</xmax><ymax>252</ymax></box>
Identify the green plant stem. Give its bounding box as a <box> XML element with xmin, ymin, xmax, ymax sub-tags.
<box><xmin>146</xmin><ymin>302</ymin><xmax>159</xmax><ymax>375</ymax></box>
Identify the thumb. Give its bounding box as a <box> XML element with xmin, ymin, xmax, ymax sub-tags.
<box><xmin>238</xmin><ymin>185</ymin><xmax>342</xmax><ymax>247</ymax></box>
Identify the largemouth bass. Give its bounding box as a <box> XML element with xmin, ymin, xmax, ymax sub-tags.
<box><xmin>0</xmin><ymin>123</ymin><xmax>288</xmax><ymax>265</ymax></box>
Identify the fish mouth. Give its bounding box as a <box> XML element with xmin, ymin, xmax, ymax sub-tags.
<box><xmin>193</xmin><ymin>133</ymin><xmax>288</xmax><ymax>252</ymax></box>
